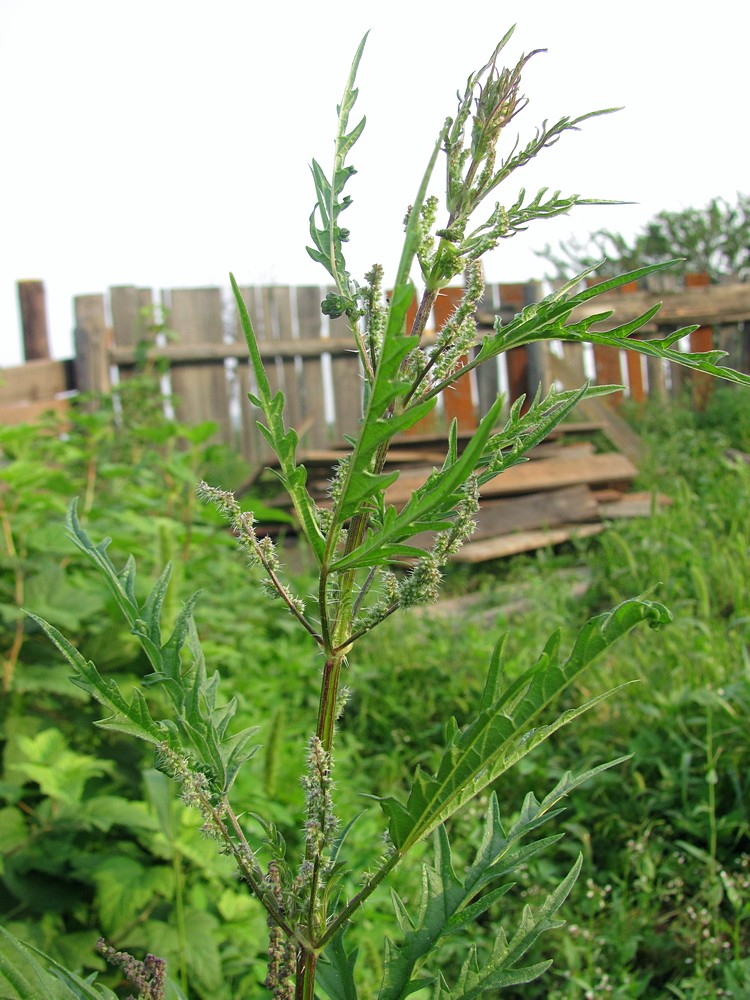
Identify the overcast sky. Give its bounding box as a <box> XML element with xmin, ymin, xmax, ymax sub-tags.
<box><xmin>1</xmin><ymin>0</ymin><xmax>748</xmax><ymax>365</ymax></box>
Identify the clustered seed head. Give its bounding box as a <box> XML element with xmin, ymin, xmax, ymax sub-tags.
<box><xmin>264</xmin><ymin>860</ymin><xmax>295</xmax><ymax>997</ymax></box>
<box><xmin>363</xmin><ymin>264</ymin><xmax>387</xmax><ymax>362</ymax></box>
<box><xmin>155</xmin><ymin>743</ymin><xmax>218</xmax><ymax>829</ymax></box>
<box><xmin>179</xmin><ymin>769</ymin><xmax>211</xmax><ymax>810</ymax></box>
<box><xmin>257</xmin><ymin>535</ymin><xmax>280</xmax><ymax>573</ymax></box>
<box><xmin>199</xmin><ymin>482</ymin><xmax>309</xmax><ymax>619</ymax></box>
<box><xmin>196</xmin><ymin>481</ymin><xmax>240</xmax><ymax>520</ymax></box>
<box><xmin>351</xmin><ymin>570</ymin><xmax>401</xmax><ymax>636</ymax></box>
<box><xmin>301</xmin><ymin>736</ymin><xmax>338</xmax><ymax>858</ymax></box>
<box><xmin>96</xmin><ymin>940</ymin><xmax>166</xmax><ymax>1000</ymax></box>
<box><xmin>328</xmin><ymin>455</ymin><xmax>352</xmax><ymax>506</ymax></box>
<box><xmin>417</xmin><ymin>196</ymin><xmax>440</xmax><ymax>271</ymax></box>
<box><xmin>156</xmin><ymin>743</ymin><xmax>192</xmax><ymax>783</ymax></box>
<box><xmin>335</xmin><ymin>685</ymin><xmax>351</xmax><ymax>720</ymax></box>
<box><xmin>317</xmin><ymin>508</ymin><xmax>334</xmax><ymax>533</ymax></box>
<box><xmin>432</xmin><ymin>262</ymin><xmax>484</xmax><ymax>383</ymax></box>
<box><xmin>398</xmin><ymin>554</ymin><xmax>443</xmax><ymax>608</ymax></box>
<box><xmin>434</xmin><ymin>475</ymin><xmax>480</xmax><ymax>559</ymax></box>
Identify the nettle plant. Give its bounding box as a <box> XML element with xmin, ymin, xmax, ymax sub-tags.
<box><xmin>11</xmin><ymin>26</ymin><xmax>750</xmax><ymax>1000</ymax></box>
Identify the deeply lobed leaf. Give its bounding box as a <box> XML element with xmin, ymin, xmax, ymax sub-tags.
<box><xmin>380</xmin><ymin>596</ymin><xmax>671</xmax><ymax>852</ymax></box>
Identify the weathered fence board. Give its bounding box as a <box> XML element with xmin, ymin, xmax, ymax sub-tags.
<box><xmin>18</xmin><ymin>280</ymin><xmax>50</xmax><ymax>361</ymax></box>
<box><xmin>0</xmin><ymin>358</ymin><xmax>75</xmax><ymax>425</ymax></box>
<box><xmin>5</xmin><ymin>278</ymin><xmax>748</xmax><ymax>459</ymax></box>
<box><xmin>74</xmin><ymin>295</ymin><xmax>110</xmax><ymax>397</ymax></box>
<box><xmin>167</xmin><ymin>287</ymin><xmax>232</xmax><ymax>439</ymax></box>
<box><xmin>296</xmin><ymin>285</ymin><xmax>329</xmax><ymax>449</ymax></box>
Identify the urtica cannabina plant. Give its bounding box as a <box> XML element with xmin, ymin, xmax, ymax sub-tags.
<box><xmin>13</xmin><ymin>25</ymin><xmax>750</xmax><ymax>1000</ymax></box>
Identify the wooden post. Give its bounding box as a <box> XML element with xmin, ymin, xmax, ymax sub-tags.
<box><xmin>295</xmin><ymin>285</ymin><xmax>329</xmax><ymax>450</ymax></box>
<box><xmin>108</xmin><ymin>286</ymin><xmax>155</xmax><ymax>388</ymax></box>
<box><xmin>74</xmin><ymin>294</ymin><xmax>111</xmax><ymax>395</ymax></box>
<box><xmin>475</xmin><ymin>283</ymin><xmax>500</xmax><ymax>419</ymax></box>
<box><xmin>587</xmin><ymin>276</ymin><xmax>631</xmax><ymax>405</ymax></box>
<box><xmin>166</xmin><ymin>287</ymin><xmax>231</xmax><ymax>440</ymax></box>
<box><xmin>18</xmin><ymin>280</ymin><xmax>50</xmax><ymax>360</ymax></box>
<box><xmin>524</xmin><ymin>281</ymin><xmax>549</xmax><ymax>399</ymax></box>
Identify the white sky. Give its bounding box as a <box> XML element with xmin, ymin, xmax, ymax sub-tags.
<box><xmin>1</xmin><ymin>0</ymin><xmax>748</xmax><ymax>366</ymax></box>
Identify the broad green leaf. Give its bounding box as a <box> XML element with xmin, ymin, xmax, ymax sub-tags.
<box><xmin>86</xmin><ymin>856</ymin><xmax>173</xmax><ymax>937</ymax></box>
<box><xmin>317</xmin><ymin>928</ymin><xmax>360</xmax><ymax>1000</ymax></box>
<box><xmin>0</xmin><ymin>927</ymin><xmax>117</xmax><ymax>1000</ymax></box>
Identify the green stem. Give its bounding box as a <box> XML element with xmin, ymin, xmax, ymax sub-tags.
<box><xmin>316</xmin><ymin>654</ymin><xmax>343</xmax><ymax>753</ymax></box>
<box><xmin>296</xmin><ymin>948</ymin><xmax>318</xmax><ymax>1000</ymax></box>
<box><xmin>410</xmin><ymin>287</ymin><xmax>439</xmax><ymax>342</ymax></box>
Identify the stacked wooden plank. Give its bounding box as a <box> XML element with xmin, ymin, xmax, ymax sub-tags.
<box><xmin>254</xmin><ymin>422</ymin><xmax>670</xmax><ymax>563</ymax></box>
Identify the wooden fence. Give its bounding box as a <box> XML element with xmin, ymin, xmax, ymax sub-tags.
<box><xmin>2</xmin><ymin>278</ymin><xmax>749</xmax><ymax>463</ymax></box>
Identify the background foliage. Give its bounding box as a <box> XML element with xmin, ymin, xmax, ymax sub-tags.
<box><xmin>537</xmin><ymin>193</ymin><xmax>750</xmax><ymax>283</ymax></box>
<box><xmin>1</xmin><ymin>376</ymin><xmax>748</xmax><ymax>997</ymax></box>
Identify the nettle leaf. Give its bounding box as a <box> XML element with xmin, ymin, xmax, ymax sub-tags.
<box><xmin>317</xmin><ymin>928</ymin><xmax>360</xmax><ymax>1000</ymax></box>
<box><xmin>380</xmin><ymin>596</ymin><xmax>671</xmax><ymax>852</ymax></box>
<box><xmin>565</xmin><ymin>324</ymin><xmax>750</xmax><ymax>386</ymax></box>
<box><xmin>474</xmin><ymin>381</ymin><xmax>616</xmax><ymax>488</ymax></box>
<box><xmin>88</xmin><ymin>856</ymin><xmax>173</xmax><ymax>937</ymax></box>
<box><xmin>33</xmin><ymin>510</ymin><xmax>260</xmax><ymax>795</ymax></box>
<box><xmin>327</xmin><ymin>280</ymin><xmax>432</xmax><ymax>530</ymax></box>
<box><xmin>0</xmin><ymin>926</ymin><xmax>118</xmax><ymax>1000</ymax></box>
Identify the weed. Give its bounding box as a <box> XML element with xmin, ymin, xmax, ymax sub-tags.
<box><xmin>6</xmin><ymin>26</ymin><xmax>750</xmax><ymax>1000</ymax></box>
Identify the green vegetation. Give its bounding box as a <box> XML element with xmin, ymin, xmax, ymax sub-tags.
<box><xmin>3</xmin><ymin>380</ymin><xmax>748</xmax><ymax>998</ymax></box>
<box><xmin>537</xmin><ymin>193</ymin><xmax>750</xmax><ymax>282</ymax></box>
<box><xmin>2</xmin><ymin>27</ymin><xmax>749</xmax><ymax>1000</ymax></box>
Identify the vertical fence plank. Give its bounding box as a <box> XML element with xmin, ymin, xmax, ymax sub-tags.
<box><xmin>592</xmin><ymin>343</ymin><xmax>624</xmax><ymax>402</ymax></box>
<box><xmin>270</xmin><ymin>286</ymin><xmax>304</xmax><ymax>432</ymax></box>
<box><xmin>110</xmin><ymin>286</ymin><xmax>153</xmax><ymax>350</ymax></box>
<box><xmin>74</xmin><ymin>294</ymin><xmax>111</xmax><ymax>395</ymax></box>
<box><xmin>18</xmin><ymin>280</ymin><xmax>50</xmax><ymax>361</ymax></box>
<box><xmin>296</xmin><ymin>285</ymin><xmax>329</xmax><ymax>449</ymax></box>
<box><xmin>625</xmin><ymin>351</ymin><xmax>646</xmax><ymax>403</ymax></box>
<box><xmin>166</xmin><ymin>287</ymin><xmax>231</xmax><ymax>440</ymax></box>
